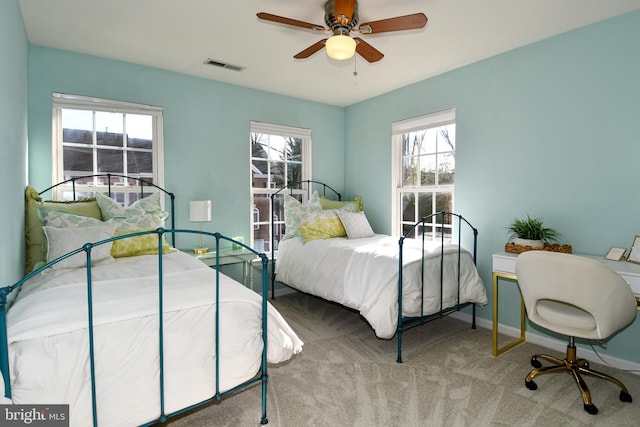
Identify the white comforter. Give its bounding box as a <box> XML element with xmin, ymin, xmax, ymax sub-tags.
<box><xmin>276</xmin><ymin>235</ymin><xmax>487</xmax><ymax>339</ymax></box>
<box><xmin>7</xmin><ymin>250</ymin><xmax>303</xmax><ymax>427</ymax></box>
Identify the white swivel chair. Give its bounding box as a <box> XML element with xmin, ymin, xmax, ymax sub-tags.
<box><xmin>515</xmin><ymin>251</ymin><xmax>637</xmax><ymax>415</ymax></box>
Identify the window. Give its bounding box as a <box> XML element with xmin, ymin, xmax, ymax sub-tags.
<box><xmin>250</xmin><ymin>121</ymin><xmax>311</xmax><ymax>252</ymax></box>
<box><xmin>391</xmin><ymin>109</ymin><xmax>456</xmax><ymax>239</ymax></box>
<box><xmin>52</xmin><ymin>93</ymin><xmax>164</xmax><ymax>205</ymax></box>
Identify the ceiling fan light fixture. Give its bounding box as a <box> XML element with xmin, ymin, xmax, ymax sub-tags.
<box><xmin>325</xmin><ymin>34</ymin><xmax>356</xmax><ymax>60</ymax></box>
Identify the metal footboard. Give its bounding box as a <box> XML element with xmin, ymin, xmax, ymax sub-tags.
<box><xmin>0</xmin><ymin>230</ymin><xmax>270</xmax><ymax>426</ymax></box>
<box><xmin>396</xmin><ymin>212</ymin><xmax>479</xmax><ymax>363</ymax></box>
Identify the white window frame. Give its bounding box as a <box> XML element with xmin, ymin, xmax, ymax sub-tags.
<box><xmin>51</xmin><ymin>93</ymin><xmax>164</xmax><ymax>203</ymax></box>
<box><xmin>391</xmin><ymin>108</ymin><xmax>456</xmax><ymax>238</ymax></box>
<box><xmin>250</xmin><ymin>121</ymin><xmax>312</xmax><ymax>252</ymax></box>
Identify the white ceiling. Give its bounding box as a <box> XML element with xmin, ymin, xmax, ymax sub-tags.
<box><xmin>19</xmin><ymin>0</ymin><xmax>640</xmax><ymax>107</ymax></box>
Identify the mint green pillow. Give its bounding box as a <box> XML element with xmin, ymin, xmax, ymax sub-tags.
<box><xmin>38</xmin><ymin>208</ymin><xmax>104</xmax><ymax>228</ymax></box>
<box><xmin>96</xmin><ymin>192</ymin><xmax>168</xmax><ymax>221</ymax></box>
<box><xmin>283</xmin><ymin>191</ymin><xmax>321</xmax><ymax>240</ymax></box>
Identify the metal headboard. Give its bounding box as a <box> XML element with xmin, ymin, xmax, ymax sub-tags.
<box><xmin>39</xmin><ymin>173</ymin><xmax>177</xmax><ymax>247</ymax></box>
<box><xmin>269</xmin><ymin>180</ymin><xmax>342</xmax><ymax>298</ymax></box>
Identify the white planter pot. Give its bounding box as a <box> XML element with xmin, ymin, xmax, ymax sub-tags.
<box><xmin>513</xmin><ymin>237</ymin><xmax>544</xmax><ymax>249</ymax></box>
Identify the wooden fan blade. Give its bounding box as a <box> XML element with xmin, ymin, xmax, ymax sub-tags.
<box><xmin>334</xmin><ymin>0</ymin><xmax>357</xmax><ymax>25</ymax></box>
<box><xmin>257</xmin><ymin>12</ymin><xmax>325</xmax><ymax>31</ymax></box>
<box><xmin>359</xmin><ymin>13</ymin><xmax>428</xmax><ymax>34</ymax></box>
<box><xmin>354</xmin><ymin>37</ymin><xmax>384</xmax><ymax>63</ymax></box>
<box><xmin>294</xmin><ymin>39</ymin><xmax>328</xmax><ymax>59</ymax></box>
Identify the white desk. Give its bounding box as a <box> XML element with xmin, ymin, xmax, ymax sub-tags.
<box><xmin>492</xmin><ymin>251</ymin><xmax>640</xmax><ymax>356</ymax></box>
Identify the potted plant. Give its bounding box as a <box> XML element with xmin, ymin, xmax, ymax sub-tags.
<box><xmin>507</xmin><ymin>214</ymin><xmax>559</xmax><ymax>249</ymax></box>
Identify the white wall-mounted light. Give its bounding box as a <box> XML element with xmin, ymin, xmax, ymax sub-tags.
<box><xmin>325</xmin><ymin>34</ymin><xmax>356</xmax><ymax>60</ymax></box>
<box><xmin>189</xmin><ymin>200</ymin><xmax>212</xmax><ymax>254</ymax></box>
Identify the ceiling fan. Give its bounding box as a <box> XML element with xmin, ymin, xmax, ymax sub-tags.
<box><xmin>257</xmin><ymin>0</ymin><xmax>428</xmax><ymax>63</ymax></box>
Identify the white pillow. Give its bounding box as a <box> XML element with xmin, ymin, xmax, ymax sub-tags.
<box><xmin>43</xmin><ymin>222</ymin><xmax>117</xmax><ymax>270</ymax></box>
<box><xmin>338</xmin><ymin>210</ymin><xmax>375</xmax><ymax>239</ymax></box>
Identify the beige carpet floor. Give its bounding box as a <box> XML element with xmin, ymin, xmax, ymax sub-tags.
<box><xmin>166</xmin><ymin>292</ymin><xmax>639</xmax><ymax>427</ymax></box>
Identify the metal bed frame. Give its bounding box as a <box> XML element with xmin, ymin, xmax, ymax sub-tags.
<box><xmin>0</xmin><ymin>174</ymin><xmax>272</xmax><ymax>426</ymax></box>
<box><xmin>269</xmin><ymin>180</ymin><xmax>480</xmax><ymax>363</ymax></box>
<box><xmin>397</xmin><ymin>211</ymin><xmax>478</xmax><ymax>363</ymax></box>
<box><xmin>270</xmin><ymin>180</ymin><xmax>341</xmax><ymax>298</ymax></box>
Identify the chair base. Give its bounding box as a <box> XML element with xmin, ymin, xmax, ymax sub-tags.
<box><xmin>524</xmin><ymin>342</ymin><xmax>632</xmax><ymax>415</ymax></box>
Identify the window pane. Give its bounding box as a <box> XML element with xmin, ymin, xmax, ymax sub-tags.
<box><xmin>287</xmin><ymin>162</ymin><xmax>302</xmax><ymax>183</ymax></box>
<box><xmin>128</xmin><ymin>151</ymin><xmax>153</xmax><ymax>174</ymax></box>
<box><xmin>417</xmin><ymin>193</ymin><xmax>433</xmax><ymax>218</ymax></box>
<box><xmin>438</xmin><ymin>124</ymin><xmax>456</xmax><ymax>151</ymax></box>
<box><xmin>436</xmin><ymin>193</ymin><xmax>453</xmax><ymax>214</ymax></box>
<box><xmin>252</xmin><ymin>160</ymin><xmax>268</xmax><ymax>188</ymax></box>
<box><xmin>126</xmin><ymin>114</ymin><xmax>152</xmax><ymax>141</ymax></box>
<box><xmin>97</xmin><ymin>149</ymin><xmax>123</xmax><ymax>174</ymax></box>
<box><xmin>63</xmin><ymin>146</ymin><xmax>93</xmax><ymax>176</ymax></box>
<box><xmin>97</xmin><ymin>130</ymin><xmax>123</xmax><ymax>148</ymax></box>
<box><xmin>96</xmin><ymin>112</ymin><xmax>123</xmax><ymax>146</ymax></box>
<box><xmin>251</xmin><ymin>138</ymin><xmax>269</xmax><ymax>159</ymax></box>
<box><xmin>62</xmin><ymin>109</ymin><xmax>93</xmax><ymax>129</ymax></box>
<box><xmin>63</xmin><ymin>128</ymin><xmax>92</xmax><ymax>145</ymax></box>
<box><xmin>402</xmin><ymin>159</ymin><xmax>415</xmax><ymax>187</ymax></box>
<box><xmin>420</xmin><ymin>155</ymin><xmax>436</xmax><ymax>186</ymax></box>
<box><xmin>420</xmin><ymin>129</ymin><xmax>437</xmax><ymax>154</ymax></box>
<box><xmin>253</xmin><ymin>224</ymin><xmax>269</xmax><ymax>252</ymax></box>
<box><xmin>438</xmin><ymin>152</ymin><xmax>455</xmax><ymax>184</ymax></box>
<box><xmin>270</xmin><ymin>161</ymin><xmax>285</xmax><ymax>188</ymax></box>
<box><xmin>287</xmin><ymin>137</ymin><xmax>302</xmax><ymax>161</ymax></box>
<box><xmin>401</xmin><ymin>193</ymin><xmax>415</xmax><ymax>222</ymax></box>
<box><xmin>268</xmin><ymin>136</ymin><xmax>286</xmax><ymax>161</ymax></box>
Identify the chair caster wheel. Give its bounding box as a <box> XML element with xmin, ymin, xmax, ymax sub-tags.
<box><xmin>583</xmin><ymin>403</ymin><xmax>598</xmax><ymax>415</ymax></box>
<box><xmin>620</xmin><ymin>390</ymin><xmax>632</xmax><ymax>403</ymax></box>
<box><xmin>530</xmin><ymin>358</ymin><xmax>542</xmax><ymax>369</ymax></box>
<box><xmin>525</xmin><ymin>380</ymin><xmax>537</xmax><ymax>390</ymax></box>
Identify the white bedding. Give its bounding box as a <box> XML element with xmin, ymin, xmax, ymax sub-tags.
<box><xmin>7</xmin><ymin>250</ymin><xmax>303</xmax><ymax>427</ymax></box>
<box><xmin>276</xmin><ymin>235</ymin><xmax>487</xmax><ymax>339</ymax></box>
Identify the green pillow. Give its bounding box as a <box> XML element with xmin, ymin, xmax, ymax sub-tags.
<box><xmin>320</xmin><ymin>196</ymin><xmax>363</xmax><ymax>212</ymax></box>
<box><xmin>298</xmin><ymin>206</ymin><xmax>355</xmax><ymax>243</ymax></box>
<box><xmin>111</xmin><ymin>228</ymin><xmax>173</xmax><ymax>258</ymax></box>
<box><xmin>25</xmin><ymin>185</ymin><xmax>102</xmax><ymax>274</ymax></box>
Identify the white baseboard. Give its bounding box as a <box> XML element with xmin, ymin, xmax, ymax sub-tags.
<box><xmin>450</xmin><ymin>312</ymin><xmax>640</xmax><ymax>375</ymax></box>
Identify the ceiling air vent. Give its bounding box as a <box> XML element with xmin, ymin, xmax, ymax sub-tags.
<box><xmin>204</xmin><ymin>58</ymin><xmax>245</xmax><ymax>72</ymax></box>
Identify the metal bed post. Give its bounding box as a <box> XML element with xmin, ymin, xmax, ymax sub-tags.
<box><xmin>0</xmin><ymin>290</ymin><xmax>11</xmax><ymax>399</ymax></box>
<box><xmin>156</xmin><ymin>230</ymin><xmax>167</xmax><ymax>424</ymax></box>
<box><xmin>83</xmin><ymin>245</ymin><xmax>99</xmax><ymax>427</ymax></box>
<box><xmin>214</xmin><ymin>235</ymin><xmax>221</xmax><ymax>402</ymax></box>
<box><xmin>260</xmin><ymin>252</ymin><xmax>269</xmax><ymax>425</ymax></box>
<box><xmin>397</xmin><ymin>234</ymin><xmax>405</xmax><ymax>364</ymax></box>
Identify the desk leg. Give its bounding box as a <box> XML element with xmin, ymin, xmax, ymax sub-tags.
<box><xmin>492</xmin><ymin>272</ymin><xmax>526</xmax><ymax>356</ymax></box>
<box><xmin>242</xmin><ymin>260</ymin><xmax>253</xmax><ymax>291</ymax></box>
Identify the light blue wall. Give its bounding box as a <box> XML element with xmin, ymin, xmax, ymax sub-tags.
<box><xmin>27</xmin><ymin>47</ymin><xmax>345</xmax><ymax>248</ymax></box>
<box><xmin>21</xmin><ymin>9</ymin><xmax>640</xmax><ymax>363</ymax></box>
<box><xmin>0</xmin><ymin>0</ymin><xmax>28</xmax><ymax>285</ymax></box>
<box><xmin>345</xmin><ymin>11</ymin><xmax>640</xmax><ymax>362</ymax></box>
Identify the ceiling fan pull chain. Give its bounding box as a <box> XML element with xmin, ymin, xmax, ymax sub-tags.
<box><xmin>353</xmin><ymin>54</ymin><xmax>358</xmax><ymax>76</ymax></box>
